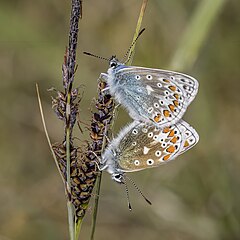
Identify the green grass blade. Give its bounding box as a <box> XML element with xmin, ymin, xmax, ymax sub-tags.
<box><xmin>170</xmin><ymin>0</ymin><xmax>226</xmax><ymax>71</ymax></box>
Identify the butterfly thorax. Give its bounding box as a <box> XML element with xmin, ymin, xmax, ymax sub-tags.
<box><xmin>106</xmin><ymin>57</ymin><xmax>131</xmax><ymax>101</ymax></box>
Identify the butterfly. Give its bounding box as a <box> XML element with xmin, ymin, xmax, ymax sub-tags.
<box><xmin>100</xmin><ymin>120</ymin><xmax>199</xmax><ymax>183</ymax></box>
<box><xmin>100</xmin><ymin>57</ymin><xmax>198</xmax><ymax>128</ymax></box>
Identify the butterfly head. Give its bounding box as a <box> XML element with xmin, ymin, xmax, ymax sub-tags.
<box><xmin>111</xmin><ymin>172</ymin><xmax>125</xmax><ymax>184</ymax></box>
<box><xmin>109</xmin><ymin>56</ymin><xmax>126</xmax><ymax>70</ymax></box>
<box><xmin>101</xmin><ymin>146</ymin><xmax>126</xmax><ymax>183</ymax></box>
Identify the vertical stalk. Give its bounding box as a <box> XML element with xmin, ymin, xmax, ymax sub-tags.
<box><xmin>90</xmin><ymin>172</ymin><xmax>102</xmax><ymax>240</ymax></box>
<box><xmin>128</xmin><ymin>0</ymin><xmax>148</xmax><ymax>65</ymax></box>
<box><xmin>89</xmin><ymin>1</ymin><xmax>148</xmax><ymax>239</ymax></box>
<box><xmin>65</xmin><ymin>88</ymin><xmax>75</xmax><ymax>239</ymax></box>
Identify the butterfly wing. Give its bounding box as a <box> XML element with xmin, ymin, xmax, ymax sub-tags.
<box><xmin>117</xmin><ymin>120</ymin><xmax>199</xmax><ymax>172</ymax></box>
<box><xmin>113</xmin><ymin>67</ymin><xmax>198</xmax><ymax>127</ymax></box>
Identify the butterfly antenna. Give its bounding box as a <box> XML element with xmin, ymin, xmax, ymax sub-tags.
<box><xmin>83</xmin><ymin>51</ymin><xmax>110</xmax><ymax>62</ymax></box>
<box><xmin>122</xmin><ymin>28</ymin><xmax>145</xmax><ymax>64</ymax></box>
<box><xmin>125</xmin><ymin>175</ymin><xmax>152</xmax><ymax>205</ymax></box>
<box><xmin>123</xmin><ymin>178</ymin><xmax>132</xmax><ymax>211</ymax></box>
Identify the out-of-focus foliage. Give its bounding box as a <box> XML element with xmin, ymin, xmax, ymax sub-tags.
<box><xmin>0</xmin><ymin>0</ymin><xmax>240</xmax><ymax>239</ymax></box>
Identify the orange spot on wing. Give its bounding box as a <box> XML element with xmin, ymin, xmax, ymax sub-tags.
<box><xmin>163</xmin><ymin>154</ymin><xmax>171</xmax><ymax>161</ymax></box>
<box><xmin>163</xmin><ymin>79</ymin><xmax>170</xmax><ymax>83</ymax></box>
<box><xmin>168</xmin><ymin>104</ymin><xmax>175</xmax><ymax>112</ymax></box>
<box><xmin>173</xmin><ymin>94</ymin><xmax>179</xmax><ymax>99</ymax></box>
<box><xmin>170</xmin><ymin>136</ymin><xmax>177</xmax><ymax>143</ymax></box>
<box><xmin>154</xmin><ymin>113</ymin><xmax>161</xmax><ymax>123</ymax></box>
<box><xmin>173</xmin><ymin>100</ymin><xmax>179</xmax><ymax>106</ymax></box>
<box><xmin>166</xmin><ymin>145</ymin><xmax>176</xmax><ymax>153</ymax></box>
<box><xmin>163</xmin><ymin>110</ymin><xmax>170</xmax><ymax>117</ymax></box>
<box><xmin>168</xmin><ymin>130</ymin><xmax>175</xmax><ymax>137</ymax></box>
<box><xmin>169</xmin><ymin>85</ymin><xmax>176</xmax><ymax>91</ymax></box>
<box><xmin>184</xmin><ymin>141</ymin><xmax>190</xmax><ymax>147</ymax></box>
<box><xmin>163</xmin><ymin>127</ymin><xmax>170</xmax><ymax>133</ymax></box>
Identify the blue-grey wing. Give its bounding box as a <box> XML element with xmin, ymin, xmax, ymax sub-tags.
<box><xmin>113</xmin><ymin>67</ymin><xmax>198</xmax><ymax>127</ymax></box>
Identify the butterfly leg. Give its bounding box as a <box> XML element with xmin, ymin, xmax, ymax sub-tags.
<box><xmin>100</xmin><ymin>73</ymin><xmax>108</xmax><ymax>81</ymax></box>
<box><xmin>88</xmin><ymin>150</ymin><xmax>107</xmax><ymax>171</ymax></box>
<box><xmin>97</xmin><ymin>74</ymin><xmax>110</xmax><ymax>94</ymax></box>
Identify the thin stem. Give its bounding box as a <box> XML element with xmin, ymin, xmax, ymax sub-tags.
<box><xmin>66</xmin><ymin>90</ymin><xmax>72</xmax><ymax>187</ymax></box>
<box><xmin>90</xmin><ymin>172</ymin><xmax>102</xmax><ymax>240</ymax></box>
<box><xmin>90</xmin><ymin>123</ymin><xmax>108</xmax><ymax>240</ymax></box>
<box><xmin>36</xmin><ymin>84</ymin><xmax>65</xmax><ymax>185</ymax></box>
<box><xmin>67</xmin><ymin>201</ymin><xmax>75</xmax><ymax>240</ymax></box>
<box><xmin>127</xmin><ymin>0</ymin><xmax>148</xmax><ymax>65</ymax></box>
<box><xmin>66</xmin><ymin>90</ymin><xmax>75</xmax><ymax>240</ymax></box>
<box><xmin>89</xmin><ymin>1</ymin><xmax>149</xmax><ymax>239</ymax></box>
<box><xmin>75</xmin><ymin>217</ymin><xmax>83</xmax><ymax>239</ymax></box>
<box><xmin>37</xmin><ymin>83</ymin><xmax>75</xmax><ymax>238</ymax></box>
<box><xmin>65</xmin><ymin>0</ymin><xmax>82</xmax><ymax>238</ymax></box>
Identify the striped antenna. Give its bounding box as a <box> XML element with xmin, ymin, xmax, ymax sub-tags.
<box><xmin>125</xmin><ymin>175</ymin><xmax>152</xmax><ymax>205</ymax></box>
<box><xmin>122</xmin><ymin>28</ymin><xmax>146</xmax><ymax>64</ymax></box>
<box><xmin>123</xmin><ymin>179</ymin><xmax>132</xmax><ymax>211</ymax></box>
<box><xmin>83</xmin><ymin>51</ymin><xmax>110</xmax><ymax>61</ymax></box>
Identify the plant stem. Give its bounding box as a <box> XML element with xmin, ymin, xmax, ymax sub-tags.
<box><xmin>128</xmin><ymin>0</ymin><xmax>148</xmax><ymax>65</ymax></box>
<box><xmin>64</xmin><ymin>77</ymin><xmax>76</xmax><ymax>239</ymax></box>
<box><xmin>75</xmin><ymin>218</ymin><xmax>83</xmax><ymax>240</ymax></box>
<box><xmin>89</xmin><ymin>1</ymin><xmax>149</xmax><ymax>240</ymax></box>
<box><xmin>36</xmin><ymin>84</ymin><xmax>66</xmax><ymax>185</ymax></box>
<box><xmin>67</xmin><ymin>201</ymin><xmax>75</xmax><ymax>240</ymax></box>
<box><xmin>90</xmin><ymin>172</ymin><xmax>102</xmax><ymax>240</ymax></box>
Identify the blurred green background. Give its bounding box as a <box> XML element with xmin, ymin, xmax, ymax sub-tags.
<box><xmin>1</xmin><ymin>0</ymin><xmax>240</xmax><ymax>239</ymax></box>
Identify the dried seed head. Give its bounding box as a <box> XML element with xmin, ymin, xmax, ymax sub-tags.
<box><xmin>51</xmin><ymin>75</ymin><xmax>115</xmax><ymax>220</ymax></box>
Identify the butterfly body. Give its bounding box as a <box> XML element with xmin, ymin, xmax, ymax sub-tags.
<box><xmin>101</xmin><ymin>120</ymin><xmax>199</xmax><ymax>183</ymax></box>
<box><xmin>101</xmin><ymin>57</ymin><xmax>199</xmax><ymax>128</ymax></box>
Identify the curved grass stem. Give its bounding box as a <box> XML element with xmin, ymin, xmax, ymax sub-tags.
<box><xmin>128</xmin><ymin>0</ymin><xmax>148</xmax><ymax>65</ymax></box>
<box><xmin>89</xmin><ymin>1</ymin><xmax>148</xmax><ymax>239</ymax></box>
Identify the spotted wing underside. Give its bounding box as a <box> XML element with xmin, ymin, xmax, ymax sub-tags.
<box><xmin>118</xmin><ymin>120</ymin><xmax>199</xmax><ymax>172</ymax></box>
<box><xmin>115</xmin><ymin>67</ymin><xmax>198</xmax><ymax>128</ymax></box>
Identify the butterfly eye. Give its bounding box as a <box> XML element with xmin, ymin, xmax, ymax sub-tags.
<box><xmin>113</xmin><ymin>174</ymin><xmax>123</xmax><ymax>183</ymax></box>
<box><xmin>110</xmin><ymin>62</ymin><xmax>117</xmax><ymax>68</ymax></box>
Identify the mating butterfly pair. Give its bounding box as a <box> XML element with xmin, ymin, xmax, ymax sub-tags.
<box><xmin>96</xmin><ymin>56</ymin><xmax>199</xmax><ymax>183</ymax></box>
